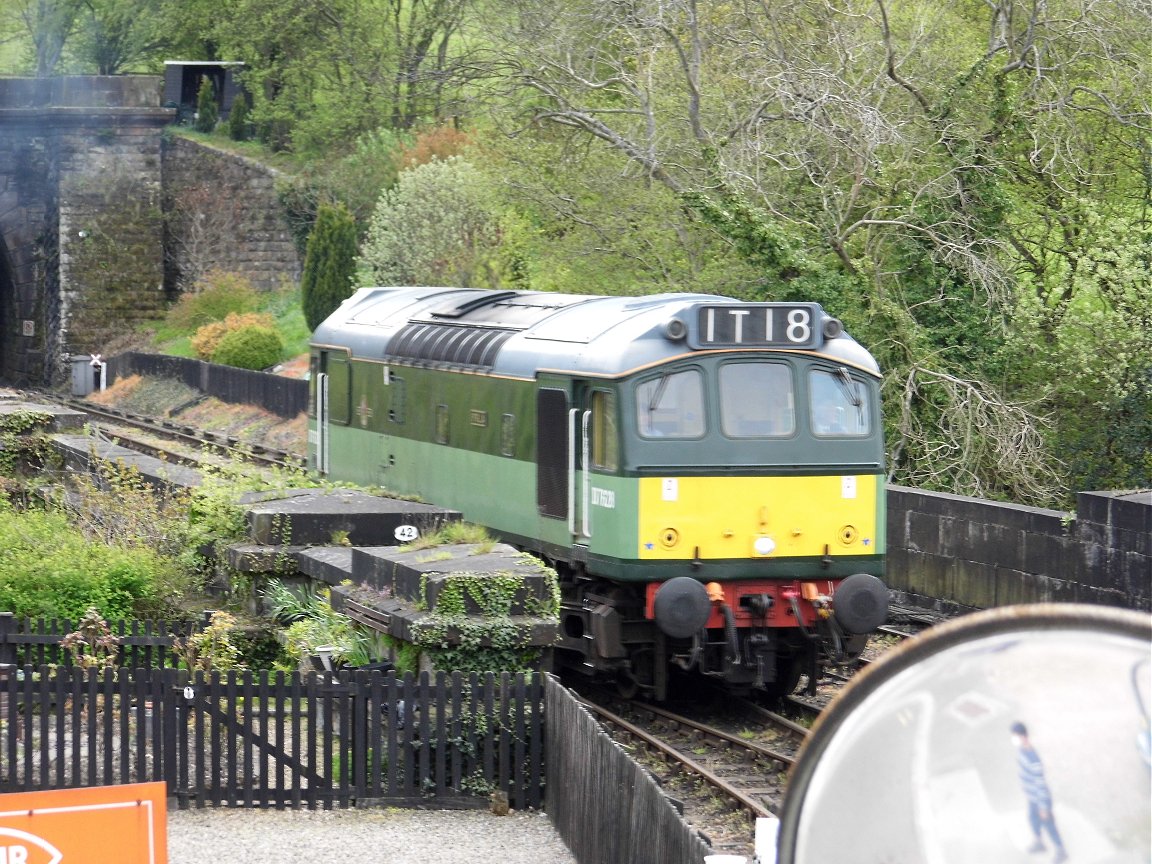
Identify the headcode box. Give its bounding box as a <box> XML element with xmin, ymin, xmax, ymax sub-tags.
<box><xmin>0</xmin><ymin>782</ymin><xmax>166</xmax><ymax>863</ymax></box>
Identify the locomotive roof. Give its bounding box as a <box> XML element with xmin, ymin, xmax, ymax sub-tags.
<box><xmin>311</xmin><ymin>287</ymin><xmax>881</xmax><ymax>378</ymax></box>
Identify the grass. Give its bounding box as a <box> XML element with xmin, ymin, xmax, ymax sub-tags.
<box><xmin>166</xmin><ymin>127</ymin><xmax>306</xmax><ymax>174</ymax></box>
<box><xmin>148</xmin><ymin>283</ymin><xmax>310</xmax><ymax>363</ymax></box>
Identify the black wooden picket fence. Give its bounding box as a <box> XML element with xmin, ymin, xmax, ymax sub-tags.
<box><xmin>0</xmin><ymin>617</ymin><xmax>716</xmax><ymax>864</ymax></box>
<box><xmin>0</xmin><ymin>615</ymin><xmax>543</xmax><ymax>809</ymax></box>
<box><xmin>0</xmin><ymin>665</ymin><xmax>543</xmax><ymax>810</ymax></box>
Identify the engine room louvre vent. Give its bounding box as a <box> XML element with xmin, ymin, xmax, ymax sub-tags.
<box><xmin>385</xmin><ymin>322</ymin><xmax>516</xmax><ymax>368</ymax></box>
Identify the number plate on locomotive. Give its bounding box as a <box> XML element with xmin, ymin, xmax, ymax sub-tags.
<box><xmin>693</xmin><ymin>303</ymin><xmax>820</xmax><ymax>348</ymax></box>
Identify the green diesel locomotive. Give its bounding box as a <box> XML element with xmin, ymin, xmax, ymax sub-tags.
<box><xmin>310</xmin><ymin>287</ymin><xmax>888</xmax><ymax>699</ymax></box>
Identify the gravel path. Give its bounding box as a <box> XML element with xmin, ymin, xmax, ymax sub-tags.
<box><xmin>167</xmin><ymin>807</ymin><xmax>579</xmax><ymax>864</ymax></box>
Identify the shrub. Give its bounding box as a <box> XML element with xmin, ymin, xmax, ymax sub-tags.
<box><xmin>211</xmin><ymin>323</ymin><xmax>283</xmax><ymax>370</ymax></box>
<box><xmin>359</xmin><ymin>157</ymin><xmax>504</xmax><ymax>288</ymax></box>
<box><xmin>194</xmin><ymin>78</ymin><xmax>218</xmax><ymax>133</ymax></box>
<box><xmin>0</xmin><ymin>506</ymin><xmax>162</xmax><ymax>620</ymax></box>
<box><xmin>190</xmin><ymin>311</ymin><xmax>276</xmax><ymax>360</ymax></box>
<box><xmin>301</xmin><ymin>201</ymin><xmax>358</xmax><ymax>330</ymax></box>
<box><xmin>167</xmin><ymin>271</ymin><xmax>260</xmax><ymax>331</ymax></box>
<box><xmin>397</xmin><ymin>125</ymin><xmax>472</xmax><ymax>169</ymax></box>
<box><xmin>228</xmin><ymin>97</ymin><xmax>251</xmax><ymax>142</ymax></box>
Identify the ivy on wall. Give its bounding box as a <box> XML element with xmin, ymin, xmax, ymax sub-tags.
<box><xmin>411</xmin><ymin>562</ymin><xmax>560</xmax><ymax>675</ymax></box>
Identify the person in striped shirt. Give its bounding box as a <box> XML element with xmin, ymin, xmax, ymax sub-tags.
<box><xmin>1011</xmin><ymin>721</ymin><xmax>1068</xmax><ymax>863</ymax></box>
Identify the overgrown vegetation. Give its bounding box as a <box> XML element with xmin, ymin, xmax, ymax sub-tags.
<box><xmin>263</xmin><ymin>578</ymin><xmax>380</xmax><ymax>670</ymax></box>
<box><xmin>397</xmin><ymin>521</ymin><xmax>496</xmax><ymax>554</ymax></box>
<box><xmin>210</xmin><ymin>319</ymin><xmax>283</xmax><ymax>370</ymax></box>
<box><xmin>411</xmin><ymin>561</ymin><xmax>560</xmax><ymax>675</ymax></box>
<box><xmin>152</xmin><ymin>271</ymin><xmax>307</xmax><ymax>363</ymax></box>
<box><xmin>0</xmin><ymin>501</ymin><xmax>168</xmax><ymax>620</ymax></box>
<box><xmin>0</xmin><ymin>417</ymin><xmax>321</xmax><ymax>625</ymax></box>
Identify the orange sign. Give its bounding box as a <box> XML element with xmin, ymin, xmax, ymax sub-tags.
<box><xmin>0</xmin><ymin>782</ymin><xmax>167</xmax><ymax>864</ymax></box>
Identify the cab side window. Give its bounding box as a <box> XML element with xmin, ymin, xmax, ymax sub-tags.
<box><xmin>636</xmin><ymin>369</ymin><xmax>705</xmax><ymax>438</ymax></box>
<box><xmin>591</xmin><ymin>389</ymin><xmax>618</xmax><ymax>470</ymax></box>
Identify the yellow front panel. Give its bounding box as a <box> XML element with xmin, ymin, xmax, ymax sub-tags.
<box><xmin>637</xmin><ymin>474</ymin><xmax>880</xmax><ymax>560</ymax></box>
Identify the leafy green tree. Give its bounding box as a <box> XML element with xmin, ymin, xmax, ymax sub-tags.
<box><xmin>492</xmin><ymin>0</ymin><xmax>1151</xmax><ymax>504</ymax></box>
<box><xmin>301</xmin><ymin>201</ymin><xmax>358</xmax><ymax>330</ymax></box>
<box><xmin>9</xmin><ymin>0</ymin><xmax>80</xmax><ymax>75</ymax></box>
<box><xmin>180</xmin><ymin>0</ymin><xmax>483</xmax><ymax>155</ymax></box>
<box><xmin>278</xmin><ymin>126</ymin><xmax>410</xmax><ymax>255</ymax></box>
<box><xmin>69</xmin><ymin>0</ymin><xmax>169</xmax><ymax>74</ymax></box>
<box><xmin>194</xmin><ymin>76</ymin><xmax>218</xmax><ymax>132</ymax></box>
<box><xmin>359</xmin><ymin>157</ymin><xmax>503</xmax><ymax>288</ymax></box>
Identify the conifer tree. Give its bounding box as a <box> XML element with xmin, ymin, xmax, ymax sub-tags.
<box><xmin>227</xmin><ymin>97</ymin><xmax>250</xmax><ymax>141</ymax></box>
<box><xmin>301</xmin><ymin>202</ymin><xmax>358</xmax><ymax>331</ymax></box>
<box><xmin>194</xmin><ymin>78</ymin><xmax>218</xmax><ymax>133</ymax></box>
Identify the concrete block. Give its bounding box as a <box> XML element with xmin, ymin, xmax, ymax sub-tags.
<box><xmin>884</xmin><ymin>547</ymin><xmax>913</xmax><ymax>591</ymax></box>
<box><xmin>967</xmin><ymin>522</ymin><xmax>1023</xmax><ymax>570</ymax></box>
<box><xmin>906</xmin><ymin>510</ymin><xmax>940</xmax><ymax>554</ymax></box>
<box><xmin>1076</xmin><ymin>491</ymin><xmax>1112</xmax><ymax>526</ymax></box>
<box><xmin>52</xmin><ymin>433</ymin><xmax>203</xmax><ymax>490</ymax></box>
<box><xmin>351</xmin><ymin>543</ymin><xmax>554</xmax><ymax>616</ymax></box>
<box><xmin>950</xmin><ymin>561</ymin><xmax>998</xmax><ymax>609</ymax></box>
<box><xmin>1078</xmin><ymin>543</ymin><xmax>1112</xmax><ymax>589</ymax></box>
<box><xmin>993</xmin><ymin>567</ymin><xmax>1038</xmax><ymax>606</ymax></box>
<box><xmin>225</xmin><ymin>543</ymin><xmax>307</xmax><ymax>573</ymax></box>
<box><xmin>901</xmin><ymin>550</ymin><xmax>955</xmax><ymax>600</ymax></box>
<box><xmin>245</xmin><ymin>488</ymin><xmax>460</xmax><ymax>546</ymax></box>
<box><xmin>939</xmin><ymin>517</ymin><xmax>967</xmax><ymax>558</ymax></box>
<box><xmin>1115</xmin><ymin>527</ymin><xmax>1150</xmax><ymax>557</ymax></box>
<box><xmin>1021</xmin><ymin>531</ymin><xmax>1077</xmax><ymax>580</ymax></box>
<box><xmin>1112</xmin><ymin>495</ymin><xmax>1152</xmax><ymax>534</ymax></box>
<box><xmin>295</xmin><ymin>546</ymin><xmax>358</xmax><ymax>585</ymax></box>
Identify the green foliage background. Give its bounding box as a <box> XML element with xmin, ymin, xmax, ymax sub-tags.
<box><xmin>0</xmin><ymin>0</ymin><xmax>1148</xmax><ymax>505</ymax></box>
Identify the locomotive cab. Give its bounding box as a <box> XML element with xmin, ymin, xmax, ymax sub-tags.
<box><xmin>549</xmin><ymin>344</ymin><xmax>888</xmax><ymax>700</ymax></box>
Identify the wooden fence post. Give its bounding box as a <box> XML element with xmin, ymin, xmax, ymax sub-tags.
<box><xmin>0</xmin><ymin>614</ymin><xmax>14</xmax><ymax>666</ymax></box>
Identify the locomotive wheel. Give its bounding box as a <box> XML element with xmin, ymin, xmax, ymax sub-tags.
<box><xmin>616</xmin><ymin>648</ymin><xmax>656</xmax><ymax>699</ymax></box>
<box><xmin>616</xmin><ymin>671</ymin><xmax>640</xmax><ymax>699</ymax></box>
<box><xmin>761</xmin><ymin>654</ymin><xmax>804</xmax><ymax>698</ymax></box>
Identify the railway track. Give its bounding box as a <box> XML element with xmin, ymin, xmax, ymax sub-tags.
<box><xmin>573</xmin><ymin>687</ymin><xmax>806</xmax><ymax>859</ymax></box>
<box><xmin>44</xmin><ymin>393</ymin><xmax>298</xmax><ymax>470</ymax></box>
<box><xmin>782</xmin><ymin>609</ymin><xmax>950</xmax><ymax>721</ymax></box>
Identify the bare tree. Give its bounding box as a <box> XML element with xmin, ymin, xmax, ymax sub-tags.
<box><xmin>164</xmin><ymin>183</ymin><xmax>245</xmax><ymax>294</ymax></box>
<box><xmin>488</xmin><ymin>0</ymin><xmax>1149</xmax><ymax>502</ymax></box>
<box><xmin>12</xmin><ymin>0</ymin><xmax>81</xmax><ymax>76</ymax></box>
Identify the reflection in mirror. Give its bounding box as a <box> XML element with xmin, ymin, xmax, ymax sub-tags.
<box><xmin>777</xmin><ymin>604</ymin><xmax>1151</xmax><ymax>864</ymax></box>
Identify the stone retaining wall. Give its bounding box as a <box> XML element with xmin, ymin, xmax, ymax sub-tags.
<box><xmin>162</xmin><ymin>136</ymin><xmax>300</xmax><ymax>293</ymax></box>
<box><xmin>887</xmin><ymin>486</ymin><xmax>1150</xmax><ymax>612</ymax></box>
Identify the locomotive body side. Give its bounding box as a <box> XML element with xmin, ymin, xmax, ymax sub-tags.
<box><xmin>310</xmin><ymin>287</ymin><xmax>889</xmax><ymax>698</ymax></box>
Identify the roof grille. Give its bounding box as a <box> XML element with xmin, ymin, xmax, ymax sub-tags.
<box><xmin>386</xmin><ymin>322</ymin><xmax>515</xmax><ymax>368</ymax></box>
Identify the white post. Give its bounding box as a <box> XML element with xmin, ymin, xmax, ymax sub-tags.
<box><xmin>90</xmin><ymin>353</ymin><xmax>106</xmax><ymax>392</ymax></box>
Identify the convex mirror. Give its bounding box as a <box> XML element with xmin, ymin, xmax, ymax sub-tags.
<box><xmin>777</xmin><ymin>604</ymin><xmax>1151</xmax><ymax>864</ymax></box>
